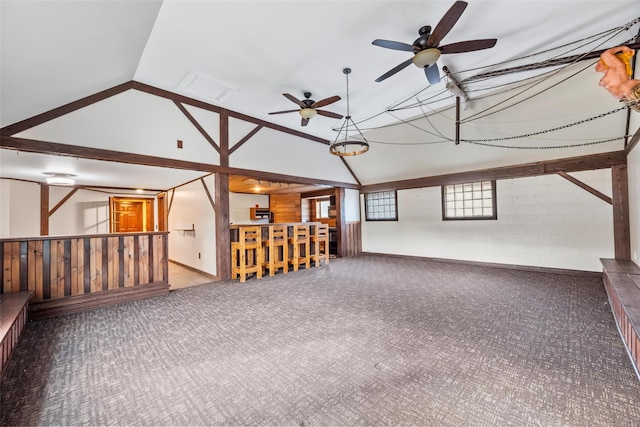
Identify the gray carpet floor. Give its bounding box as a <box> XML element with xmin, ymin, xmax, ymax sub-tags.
<box><xmin>1</xmin><ymin>254</ymin><xmax>640</xmax><ymax>426</ymax></box>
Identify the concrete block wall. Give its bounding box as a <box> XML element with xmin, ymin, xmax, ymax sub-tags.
<box><xmin>361</xmin><ymin>169</ymin><xmax>614</xmax><ymax>272</ymax></box>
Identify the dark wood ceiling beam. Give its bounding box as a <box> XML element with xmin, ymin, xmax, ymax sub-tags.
<box><xmin>360</xmin><ymin>150</ymin><xmax>627</xmax><ymax>193</ymax></box>
<box><xmin>131</xmin><ymin>81</ymin><xmax>329</xmax><ymax>145</ymax></box>
<box><xmin>1</xmin><ymin>135</ymin><xmax>359</xmax><ymax>190</ymax></box>
<box><xmin>229</xmin><ymin>125</ymin><xmax>263</xmax><ymax>155</ymax></box>
<box><xmin>0</xmin><ymin>82</ymin><xmax>135</xmax><ymax>136</ymax></box>
<box><xmin>173</xmin><ymin>101</ymin><xmax>220</xmax><ymax>154</ymax></box>
<box><xmin>557</xmin><ymin>171</ymin><xmax>612</xmax><ymax>204</ymax></box>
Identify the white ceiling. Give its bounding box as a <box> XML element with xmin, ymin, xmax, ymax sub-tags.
<box><xmin>1</xmin><ymin>0</ymin><xmax>639</xmax><ymax>191</ymax></box>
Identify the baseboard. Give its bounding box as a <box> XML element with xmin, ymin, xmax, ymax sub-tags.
<box><xmin>362</xmin><ymin>252</ymin><xmax>602</xmax><ymax>278</ymax></box>
<box><xmin>28</xmin><ymin>283</ymin><xmax>170</xmax><ymax>320</ymax></box>
<box><xmin>169</xmin><ymin>259</ymin><xmax>220</xmax><ymax>281</ymax></box>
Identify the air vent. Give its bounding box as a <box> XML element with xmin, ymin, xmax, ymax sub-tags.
<box><xmin>178</xmin><ymin>71</ymin><xmax>239</xmax><ymax>103</ymax></box>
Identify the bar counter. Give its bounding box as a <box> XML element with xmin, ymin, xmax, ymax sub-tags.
<box><xmin>230</xmin><ymin>222</ymin><xmax>328</xmax><ymax>281</ymax></box>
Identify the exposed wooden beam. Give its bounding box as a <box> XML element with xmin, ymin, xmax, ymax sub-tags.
<box><xmin>626</xmin><ymin>126</ymin><xmax>640</xmax><ymax>154</ymax></box>
<box><xmin>40</xmin><ymin>184</ymin><xmax>49</xmax><ymax>236</ymax></box>
<box><xmin>612</xmin><ymin>165</ymin><xmax>631</xmax><ymax>259</ymax></box>
<box><xmin>200</xmin><ymin>178</ymin><xmax>216</xmax><ymax>213</ymax></box>
<box><xmin>556</xmin><ymin>171</ymin><xmax>612</xmax><ymax>205</ymax></box>
<box><xmin>1</xmin><ymin>136</ymin><xmax>360</xmax><ymax>190</ymax></box>
<box><xmin>360</xmin><ymin>151</ymin><xmax>627</xmax><ymax>193</ymax></box>
<box><xmin>131</xmin><ymin>81</ymin><xmax>329</xmax><ymax>145</ymax></box>
<box><xmin>173</xmin><ymin>101</ymin><xmax>220</xmax><ymax>154</ymax></box>
<box><xmin>1</xmin><ymin>82</ymin><xmax>135</xmax><ymax>136</ymax></box>
<box><xmin>49</xmin><ymin>188</ymin><xmax>80</xmax><ymax>216</ymax></box>
<box><xmin>229</xmin><ymin>125</ymin><xmax>262</xmax><ymax>156</ymax></box>
<box><xmin>215</xmin><ymin>172</ymin><xmax>231</xmax><ymax>280</ymax></box>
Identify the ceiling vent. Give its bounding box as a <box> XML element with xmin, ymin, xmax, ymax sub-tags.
<box><xmin>178</xmin><ymin>71</ymin><xmax>239</xmax><ymax>103</ymax></box>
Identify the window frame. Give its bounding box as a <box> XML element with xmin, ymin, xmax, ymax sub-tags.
<box><xmin>441</xmin><ymin>180</ymin><xmax>497</xmax><ymax>221</ymax></box>
<box><xmin>364</xmin><ymin>190</ymin><xmax>398</xmax><ymax>221</ymax></box>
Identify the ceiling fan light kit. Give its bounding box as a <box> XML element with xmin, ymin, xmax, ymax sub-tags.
<box><xmin>372</xmin><ymin>0</ymin><xmax>496</xmax><ymax>84</ymax></box>
<box><xmin>299</xmin><ymin>108</ymin><xmax>317</xmax><ymax>119</ymax></box>
<box><xmin>330</xmin><ymin>68</ymin><xmax>370</xmax><ymax>157</ymax></box>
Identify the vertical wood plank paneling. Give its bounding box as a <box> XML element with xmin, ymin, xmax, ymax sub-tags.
<box><xmin>133</xmin><ymin>236</ymin><xmax>140</xmax><ymax>286</ymax></box>
<box><xmin>148</xmin><ymin>235</ymin><xmax>154</xmax><ymax>284</ymax></box>
<box><xmin>83</xmin><ymin>238</ymin><xmax>91</xmax><ymax>294</ymax></box>
<box><xmin>27</xmin><ymin>241</ymin><xmax>36</xmax><ymax>294</ymax></box>
<box><xmin>118</xmin><ymin>236</ymin><xmax>125</xmax><ymax>288</ymax></box>
<box><xmin>64</xmin><ymin>239</ymin><xmax>71</xmax><ymax>297</ymax></box>
<box><xmin>10</xmin><ymin>242</ymin><xmax>19</xmax><ymax>293</ymax></box>
<box><xmin>70</xmin><ymin>238</ymin><xmax>79</xmax><ymax>296</ymax></box>
<box><xmin>124</xmin><ymin>236</ymin><xmax>134</xmax><ymax>287</ymax></box>
<box><xmin>1</xmin><ymin>232</ymin><xmax>168</xmax><ymax>301</ymax></box>
<box><xmin>19</xmin><ymin>242</ymin><xmax>28</xmax><ymax>292</ymax></box>
<box><xmin>55</xmin><ymin>239</ymin><xmax>65</xmax><ymax>299</ymax></box>
<box><xmin>49</xmin><ymin>240</ymin><xmax>58</xmax><ymax>299</ymax></box>
<box><xmin>107</xmin><ymin>237</ymin><xmax>116</xmax><ymax>290</ymax></box>
<box><xmin>2</xmin><ymin>243</ymin><xmax>11</xmax><ymax>293</ymax></box>
<box><xmin>89</xmin><ymin>238</ymin><xmax>98</xmax><ymax>294</ymax></box>
<box><xmin>0</xmin><ymin>242</ymin><xmax>4</xmax><ymax>293</ymax></box>
<box><xmin>101</xmin><ymin>237</ymin><xmax>108</xmax><ymax>291</ymax></box>
<box><xmin>138</xmin><ymin>235</ymin><xmax>149</xmax><ymax>285</ymax></box>
<box><xmin>34</xmin><ymin>241</ymin><xmax>43</xmax><ymax>301</ymax></box>
<box><xmin>163</xmin><ymin>234</ymin><xmax>169</xmax><ymax>283</ymax></box>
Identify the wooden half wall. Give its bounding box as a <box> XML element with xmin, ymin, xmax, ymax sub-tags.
<box><xmin>0</xmin><ymin>232</ymin><xmax>169</xmax><ymax>318</ymax></box>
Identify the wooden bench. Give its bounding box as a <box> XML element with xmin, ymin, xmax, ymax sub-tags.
<box><xmin>1</xmin><ymin>291</ymin><xmax>32</xmax><ymax>375</ymax></box>
<box><xmin>601</xmin><ymin>259</ymin><xmax>640</xmax><ymax>377</ymax></box>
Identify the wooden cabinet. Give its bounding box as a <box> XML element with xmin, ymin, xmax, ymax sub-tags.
<box><xmin>250</xmin><ymin>207</ymin><xmax>272</xmax><ymax>221</ymax></box>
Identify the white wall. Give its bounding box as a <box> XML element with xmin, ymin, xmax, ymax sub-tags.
<box><xmin>167</xmin><ymin>176</ymin><xmax>217</xmax><ymax>275</ymax></box>
<box><xmin>361</xmin><ymin>170</ymin><xmax>614</xmax><ymax>272</ymax></box>
<box><xmin>0</xmin><ymin>179</ymin><xmax>39</xmax><ymax>238</ymax></box>
<box><xmin>229</xmin><ymin>192</ymin><xmax>269</xmax><ymax>224</ymax></box>
<box><xmin>49</xmin><ymin>186</ymin><xmax>111</xmax><ymax>235</ymax></box>
<box><xmin>629</xmin><ymin>146</ymin><xmax>640</xmax><ymax>266</ymax></box>
<box><xmin>344</xmin><ymin>188</ymin><xmax>361</xmax><ymax>222</ymax></box>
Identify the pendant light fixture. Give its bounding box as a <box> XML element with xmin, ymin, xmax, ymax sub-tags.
<box><xmin>329</xmin><ymin>68</ymin><xmax>369</xmax><ymax>156</ymax></box>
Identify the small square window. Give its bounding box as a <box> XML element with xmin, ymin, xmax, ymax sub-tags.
<box><xmin>441</xmin><ymin>181</ymin><xmax>497</xmax><ymax>220</ymax></box>
<box><xmin>365</xmin><ymin>191</ymin><xmax>398</xmax><ymax>221</ymax></box>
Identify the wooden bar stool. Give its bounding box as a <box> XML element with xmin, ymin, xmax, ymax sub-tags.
<box><xmin>289</xmin><ymin>224</ymin><xmax>310</xmax><ymax>271</ymax></box>
<box><xmin>263</xmin><ymin>225</ymin><xmax>288</xmax><ymax>276</ymax></box>
<box><xmin>311</xmin><ymin>223</ymin><xmax>330</xmax><ymax>267</ymax></box>
<box><xmin>231</xmin><ymin>226</ymin><xmax>263</xmax><ymax>282</ymax></box>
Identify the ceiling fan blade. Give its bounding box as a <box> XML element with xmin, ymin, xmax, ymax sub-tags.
<box><xmin>316</xmin><ymin>110</ymin><xmax>344</xmax><ymax>119</ymax></box>
<box><xmin>375</xmin><ymin>58</ymin><xmax>413</xmax><ymax>82</ymax></box>
<box><xmin>311</xmin><ymin>95</ymin><xmax>341</xmax><ymax>109</ymax></box>
<box><xmin>372</xmin><ymin>39</ymin><xmax>415</xmax><ymax>52</ymax></box>
<box><xmin>424</xmin><ymin>64</ymin><xmax>441</xmax><ymax>84</ymax></box>
<box><xmin>427</xmin><ymin>0</ymin><xmax>468</xmax><ymax>47</ymax></box>
<box><xmin>439</xmin><ymin>39</ymin><xmax>497</xmax><ymax>54</ymax></box>
<box><xmin>269</xmin><ymin>109</ymin><xmax>300</xmax><ymax>115</ymax></box>
<box><xmin>301</xmin><ymin>117</ymin><xmax>309</xmax><ymax>127</ymax></box>
<box><xmin>283</xmin><ymin>93</ymin><xmax>306</xmax><ymax>108</ymax></box>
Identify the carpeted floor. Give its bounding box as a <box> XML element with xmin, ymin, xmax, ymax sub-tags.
<box><xmin>1</xmin><ymin>254</ymin><xmax>639</xmax><ymax>426</ymax></box>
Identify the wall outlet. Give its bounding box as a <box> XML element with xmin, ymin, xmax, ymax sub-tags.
<box><xmin>634</xmin><ymin>252</ymin><xmax>637</xmax><ymax>261</ymax></box>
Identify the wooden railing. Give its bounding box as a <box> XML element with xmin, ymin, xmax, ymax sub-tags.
<box><xmin>344</xmin><ymin>221</ymin><xmax>362</xmax><ymax>257</ymax></box>
<box><xmin>0</xmin><ymin>232</ymin><xmax>170</xmax><ymax>318</ymax></box>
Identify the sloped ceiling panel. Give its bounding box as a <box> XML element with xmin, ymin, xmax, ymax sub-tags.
<box><xmin>15</xmin><ymin>90</ymin><xmax>220</xmax><ymax>165</ymax></box>
<box><xmin>229</xmin><ymin>127</ymin><xmax>358</xmax><ymax>185</ymax></box>
<box><xmin>0</xmin><ymin>0</ymin><xmax>162</xmax><ymax>127</ymax></box>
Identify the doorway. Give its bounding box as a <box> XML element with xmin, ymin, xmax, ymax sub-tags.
<box><xmin>110</xmin><ymin>197</ymin><xmax>155</xmax><ymax>233</ymax></box>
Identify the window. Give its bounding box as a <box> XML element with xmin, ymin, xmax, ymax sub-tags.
<box><xmin>442</xmin><ymin>180</ymin><xmax>497</xmax><ymax>220</ymax></box>
<box><xmin>365</xmin><ymin>190</ymin><xmax>398</xmax><ymax>221</ymax></box>
<box><xmin>316</xmin><ymin>199</ymin><xmax>330</xmax><ymax>218</ymax></box>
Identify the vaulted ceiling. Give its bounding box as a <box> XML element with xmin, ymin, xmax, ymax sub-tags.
<box><xmin>1</xmin><ymin>1</ymin><xmax>639</xmax><ymax>194</ymax></box>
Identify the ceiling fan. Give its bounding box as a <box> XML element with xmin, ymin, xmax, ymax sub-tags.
<box><xmin>269</xmin><ymin>92</ymin><xmax>343</xmax><ymax>126</ymax></box>
<box><xmin>372</xmin><ymin>0</ymin><xmax>497</xmax><ymax>84</ymax></box>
